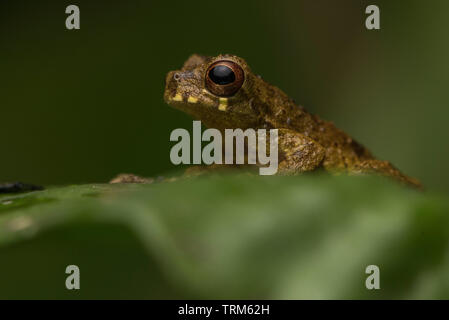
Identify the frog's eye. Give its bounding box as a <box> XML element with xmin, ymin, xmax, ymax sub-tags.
<box><xmin>205</xmin><ymin>60</ymin><xmax>244</xmax><ymax>97</ymax></box>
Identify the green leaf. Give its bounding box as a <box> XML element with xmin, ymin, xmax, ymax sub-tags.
<box><xmin>0</xmin><ymin>174</ymin><xmax>448</xmax><ymax>299</ymax></box>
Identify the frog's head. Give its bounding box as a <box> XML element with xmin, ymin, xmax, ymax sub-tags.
<box><xmin>164</xmin><ymin>54</ymin><xmax>267</xmax><ymax>130</ymax></box>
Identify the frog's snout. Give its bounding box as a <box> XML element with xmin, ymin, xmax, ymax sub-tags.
<box><xmin>172</xmin><ymin>71</ymin><xmax>195</xmax><ymax>81</ymax></box>
<box><xmin>164</xmin><ymin>70</ymin><xmax>203</xmax><ymax>105</ymax></box>
<box><xmin>164</xmin><ymin>70</ymin><xmax>180</xmax><ymax>104</ymax></box>
<box><xmin>165</xmin><ymin>70</ymin><xmax>178</xmax><ymax>89</ymax></box>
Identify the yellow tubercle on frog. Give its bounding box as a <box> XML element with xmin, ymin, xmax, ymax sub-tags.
<box><xmin>187</xmin><ymin>96</ymin><xmax>198</xmax><ymax>103</ymax></box>
<box><xmin>218</xmin><ymin>98</ymin><xmax>228</xmax><ymax>111</ymax></box>
<box><xmin>172</xmin><ymin>93</ymin><xmax>183</xmax><ymax>102</ymax></box>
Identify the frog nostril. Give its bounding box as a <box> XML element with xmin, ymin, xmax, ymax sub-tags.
<box><xmin>173</xmin><ymin>73</ymin><xmax>181</xmax><ymax>81</ymax></box>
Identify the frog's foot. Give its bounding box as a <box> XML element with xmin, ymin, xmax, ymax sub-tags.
<box><xmin>350</xmin><ymin>159</ymin><xmax>422</xmax><ymax>189</ymax></box>
<box><xmin>109</xmin><ymin>173</ymin><xmax>154</xmax><ymax>184</ymax></box>
<box><xmin>0</xmin><ymin>182</ymin><xmax>44</xmax><ymax>194</ymax></box>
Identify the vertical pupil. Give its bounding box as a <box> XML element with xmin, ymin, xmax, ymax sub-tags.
<box><xmin>209</xmin><ymin>65</ymin><xmax>235</xmax><ymax>85</ymax></box>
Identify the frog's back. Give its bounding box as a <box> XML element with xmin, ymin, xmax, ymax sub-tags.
<box><xmin>308</xmin><ymin>115</ymin><xmax>374</xmax><ymax>170</ymax></box>
<box><xmin>306</xmin><ymin>114</ymin><xmax>421</xmax><ymax>187</ymax></box>
<box><xmin>257</xmin><ymin>78</ymin><xmax>373</xmax><ymax>169</ymax></box>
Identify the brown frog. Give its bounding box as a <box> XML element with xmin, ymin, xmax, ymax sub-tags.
<box><xmin>160</xmin><ymin>53</ymin><xmax>420</xmax><ymax>187</ymax></box>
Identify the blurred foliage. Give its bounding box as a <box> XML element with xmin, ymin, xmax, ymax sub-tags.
<box><xmin>0</xmin><ymin>174</ymin><xmax>448</xmax><ymax>299</ymax></box>
<box><xmin>1</xmin><ymin>0</ymin><xmax>449</xmax><ymax>193</ymax></box>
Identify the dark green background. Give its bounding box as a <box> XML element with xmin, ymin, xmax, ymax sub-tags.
<box><xmin>2</xmin><ymin>0</ymin><xmax>449</xmax><ymax>192</ymax></box>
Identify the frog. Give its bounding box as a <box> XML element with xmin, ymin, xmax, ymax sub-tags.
<box><xmin>160</xmin><ymin>53</ymin><xmax>421</xmax><ymax>188</ymax></box>
<box><xmin>111</xmin><ymin>54</ymin><xmax>420</xmax><ymax>188</ymax></box>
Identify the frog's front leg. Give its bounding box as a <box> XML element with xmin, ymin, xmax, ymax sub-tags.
<box><xmin>276</xmin><ymin>129</ymin><xmax>325</xmax><ymax>175</ymax></box>
<box><xmin>185</xmin><ymin>129</ymin><xmax>326</xmax><ymax>176</ymax></box>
